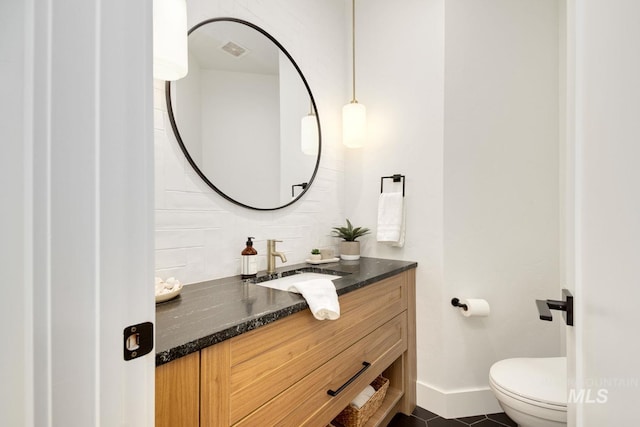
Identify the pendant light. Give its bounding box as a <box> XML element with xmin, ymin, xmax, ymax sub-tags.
<box><xmin>301</xmin><ymin>101</ymin><xmax>319</xmax><ymax>155</ymax></box>
<box><xmin>342</xmin><ymin>0</ymin><xmax>366</xmax><ymax>148</ymax></box>
<box><xmin>153</xmin><ymin>0</ymin><xmax>188</xmax><ymax>81</ymax></box>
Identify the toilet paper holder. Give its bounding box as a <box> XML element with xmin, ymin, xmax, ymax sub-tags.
<box><xmin>451</xmin><ymin>297</ymin><xmax>491</xmax><ymax>317</ymax></box>
<box><xmin>451</xmin><ymin>298</ymin><xmax>468</xmax><ymax>311</ymax></box>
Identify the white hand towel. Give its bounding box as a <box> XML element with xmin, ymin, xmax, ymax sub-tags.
<box><xmin>288</xmin><ymin>279</ymin><xmax>340</xmax><ymax>320</ymax></box>
<box><xmin>377</xmin><ymin>192</ymin><xmax>405</xmax><ymax>247</ymax></box>
<box><xmin>350</xmin><ymin>385</ymin><xmax>376</xmax><ymax>409</ymax></box>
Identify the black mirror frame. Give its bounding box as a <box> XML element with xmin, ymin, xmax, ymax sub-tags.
<box><xmin>165</xmin><ymin>17</ymin><xmax>321</xmax><ymax>211</ymax></box>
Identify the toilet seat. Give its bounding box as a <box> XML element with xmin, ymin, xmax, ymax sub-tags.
<box><xmin>489</xmin><ymin>357</ymin><xmax>567</xmax><ymax>427</ymax></box>
<box><xmin>490</xmin><ymin>357</ymin><xmax>567</xmax><ymax>408</ymax></box>
<box><xmin>490</xmin><ymin>378</ymin><xmax>566</xmax><ymax>411</ymax></box>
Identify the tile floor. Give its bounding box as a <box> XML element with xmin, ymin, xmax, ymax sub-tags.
<box><xmin>387</xmin><ymin>406</ymin><xmax>517</xmax><ymax>427</ymax></box>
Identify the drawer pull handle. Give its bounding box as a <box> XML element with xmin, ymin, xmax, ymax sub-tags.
<box><xmin>327</xmin><ymin>361</ymin><xmax>371</xmax><ymax>397</ymax></box>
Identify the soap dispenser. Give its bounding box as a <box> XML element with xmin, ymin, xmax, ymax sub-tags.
<box><xmin>241</xmin><ymin>237</ymin><xmax>258</xmax><ymax>279</ymax></box>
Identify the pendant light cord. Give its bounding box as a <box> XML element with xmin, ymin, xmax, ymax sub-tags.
<box><xmin>351</xmin><ymin>0</ymin><xmax>357</xmax><ymax>103</ymax></box>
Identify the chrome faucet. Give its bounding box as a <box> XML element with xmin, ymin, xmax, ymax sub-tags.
<box><xmin>267</xmin><ymin>239</ymin><xmax>287</xmax><ymax>274</ymax></box>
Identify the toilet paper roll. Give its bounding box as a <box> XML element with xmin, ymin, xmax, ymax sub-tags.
<box><xmin>460</xmin><ymin>298</ymin><xmax>490</xmax><ymax>317</ymax></box>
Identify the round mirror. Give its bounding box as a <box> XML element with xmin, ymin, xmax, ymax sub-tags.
<box><xmin>166</xmin><ymin>18</ymin><xmax>321</xmax><ymax>210</ymax></box>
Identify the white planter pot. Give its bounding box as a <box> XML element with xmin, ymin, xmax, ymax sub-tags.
<box><xmin>339</xmin><ymin>241</ymin><xmax>360</xmax><ymax>260</ymax></box>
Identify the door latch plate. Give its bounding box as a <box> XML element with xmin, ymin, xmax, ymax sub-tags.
<box><xmin>123</xmin><ymin>322</ymin><xmax>154</xmax><ymax>361</ymax></box>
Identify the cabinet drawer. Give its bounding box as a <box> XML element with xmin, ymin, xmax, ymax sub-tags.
<box><xmin>234</xmin><ymin>311</ymin><xmax>407</xmax><ymax>427</ymax></box>
<box><xmin>228</xmin><ymin>273</ymin><xmax>407</xmax><ymax>423</ymax></box>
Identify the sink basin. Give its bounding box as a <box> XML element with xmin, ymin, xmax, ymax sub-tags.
<box><xmin>254</xmin><ymin>272</ymin><xmax>342</xmax><ymax>292</ymax></box>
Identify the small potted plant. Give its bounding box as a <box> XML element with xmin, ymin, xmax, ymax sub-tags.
<box><xmin>331</xmin><ymin>219</ymin><xmax>370</xmax><ymax>260</ymax></box>
<box><xmin>309</xmin><ymin>248</ymin><xmax>322</xmax><ymax>262</ymax></box>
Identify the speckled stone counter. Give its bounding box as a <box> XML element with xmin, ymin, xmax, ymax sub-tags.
<box><xmin>155</xmin><ymin>257</ymin><xmax>417</xmax><ymax>366</ymax></box>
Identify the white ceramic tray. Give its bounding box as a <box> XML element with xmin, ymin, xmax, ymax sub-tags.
<box><xmin>155</xmin><ymin>283</ymin><xmax>183</xmax><ymax>303</ymax></box>
<box><xmin>305</xmin><ymin>257</ymin><xmax>340</xmax><ymax>265</ymax></box>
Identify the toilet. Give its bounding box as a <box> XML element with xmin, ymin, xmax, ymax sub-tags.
<box><xmin>489</xmin><ymin>357</ymin><xmax>567</xmax><ymax>427</ymax></box>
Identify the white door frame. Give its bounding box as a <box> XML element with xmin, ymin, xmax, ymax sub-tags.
<box><xmin>1</xmin><ymin>0</ymin><xmax>155</xmax><ymax>425</ymax></box>
<box><xmin>566</xmin><ymin>0</ymin><xmax>640</xmax><ymax>425</ymax></box>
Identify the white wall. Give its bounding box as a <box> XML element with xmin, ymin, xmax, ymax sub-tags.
<box><xmin>441</xmin><ymin>0</ymin><xmax>561</xmax><ymax>414</ymax></box>
<box><xmin>348</xmin><ymin>0</ymin><xmax>562</xmax><ymax>417</ymax></box>
<box><xmin>155</xmin><ymin>0</ymin><xmax>348</xmax><ymax>283</ymax></box>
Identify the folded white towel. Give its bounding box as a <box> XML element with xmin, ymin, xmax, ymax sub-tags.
<box><xmin>288</xmin><ymin>279</ymin><xmax>340</xmax><ymax>320</ymax></box>
<box><xmin>377</xmin><ymin>192</ymin><xmax>405</xmax><ymax>247</ymax></box>
<box><xmin>351</xmin><ymin>385</ymin><xmax>376</xmax><ymax>409</ymax></box>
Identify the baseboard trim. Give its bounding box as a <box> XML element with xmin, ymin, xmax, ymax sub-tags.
<box><xmin>416</xmin><ymin>380</ymin><xmax>503</xmax><ymax>419</ymax></box>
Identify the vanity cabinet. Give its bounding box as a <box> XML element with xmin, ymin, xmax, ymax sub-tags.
<box><xmin>156</xmin><ymin>269</ymin><xmax>416</xmax><ymax>427</ymax></box>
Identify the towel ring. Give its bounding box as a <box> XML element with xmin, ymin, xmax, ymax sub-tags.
<box><xmin>380</xmin><ymin>174</ymin><xmax>405</xmax><ymax>197</ymax></box>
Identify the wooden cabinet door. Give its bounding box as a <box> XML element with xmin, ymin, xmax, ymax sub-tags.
<box><xmin>156</xmin><ymin>352</ymin><xmax>200</xmax><ymax>427</ymax></box>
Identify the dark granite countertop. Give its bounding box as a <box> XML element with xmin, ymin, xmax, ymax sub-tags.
<box><xmin>155</xmin><ymin>256</ymin><xmax>417</xmax><ymax>366</ymax></box>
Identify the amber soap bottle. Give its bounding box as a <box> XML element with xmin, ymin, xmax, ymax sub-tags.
<box><xmin>241</xmin><ymin>237</ymin><xmax>258</xmax><ymax>279</ymax></box>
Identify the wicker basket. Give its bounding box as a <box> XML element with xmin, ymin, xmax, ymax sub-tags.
<box><xmin>332</xmin><ymin>376</ymin><xmax>389</xmax><ymax>427</ymax></box>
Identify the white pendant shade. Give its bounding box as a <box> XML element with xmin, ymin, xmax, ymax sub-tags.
<box><xmin>301</xmin><ymin>114</ymin><xmax>319</xmax><ymax>155</ymax></box>
<box><xmin>343</xmin><ymin>0</ymin><xmax>366</xmax><ymax>148</ymax></box>
<box><xmin>342</xmin><ymin>102</ymin><xmax>366</xmax><ymax>148</ymax></box>
<box><xmin>153</xmin><ymin>0</ymin><xmax>188</xmax><ymax>81</ymax></box>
